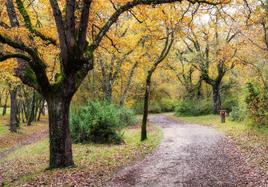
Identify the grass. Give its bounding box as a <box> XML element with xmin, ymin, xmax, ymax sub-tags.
<box><xmin>170</xmin><ymin>114</ymin><xmax>268</xmax><ymax>174</ymax></box>
<box><xmin>0</xmin><ymin>116</ymin><xmax>48</xmax><ymax>152</ymax></box>
<box><xmin>0</xmin><ymin>125</ymin><xmax>162</xmax><ymax>186</ymax></box>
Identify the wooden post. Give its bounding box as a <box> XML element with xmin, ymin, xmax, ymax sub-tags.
<box><xmin>219</xmin><ymin>110</ymin><xmax>226</xmax><ymax>123</ymax></box>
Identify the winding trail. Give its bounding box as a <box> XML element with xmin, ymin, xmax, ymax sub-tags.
<box><xmin>106</xmin><ymin>114</ymin><xmax>267</xmax><ymax>187</ymax></box>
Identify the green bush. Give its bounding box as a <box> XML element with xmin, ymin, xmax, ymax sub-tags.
<box><xmin>245</xmin><ymin>83</ymin><xmax>268</xmax><ymax>126</ymax></box>
<box><xmin>159</xmin><ymin>98</ymin><xmax>176</xmax><ymax>112</ymax></box>
<box><xmin>133</xmin><ymin>102</ymin><xmax>144</xmax><ymax>114</ymax></box>
<box><xmin>222</xmin><ymin>97</ymin><xmax>239</xmax><ymax>113</ymax></box>
<box><xmin>175</xmin><ymin>99</ymin><xmax>213</xmax><ymax>116</ymax></box>
<box><xmin>118</xmin><ymin>107</ymin><xmax>138</xmax><ymax>126</ymax></box>
<box><xmin>229</xmin><ymin>105</ymin><xmax>246</xmax><ymax>121</ymax></box>
<box><xmin>70</xmin><ymin>101</ymin><xmax>136</xmax><ymax>144</ymax></box>
<box><xmin>148</xmin><ymin>102</ymin><xmax>162</xmax><ymax>113</ymax></box>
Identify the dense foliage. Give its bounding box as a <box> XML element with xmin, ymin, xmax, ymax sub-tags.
<box><xmin>245</xmin><ymin>83</ymin><xmax>268</xmax><ymax>127</ymax></box>
<box><xmin>175</xmin><ymin>99</ymin><xmax>213</xmax><ymax>116</ymax></box>
<box><xmin>70</xmin><ymin>101</ymin><xmax>137</xmax><ymax>144</ymax></box>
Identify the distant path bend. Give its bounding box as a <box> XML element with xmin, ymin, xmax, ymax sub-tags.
<box><xmin>106</xmin><ymin>114</ymin><xmax>267</xmax><ymax>187</ymax></box>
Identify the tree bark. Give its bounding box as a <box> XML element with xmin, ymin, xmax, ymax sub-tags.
<box><xmin>10</xmin><ymin>89</ymin><xmax>17</xmax><ymax>132</ymax></box>
<box><xmin>212</xmin><ymin>84</ymin><xmax>221</xmax><ymax>114</ymax></box>
<box><xmin>47</xmin><ymin>96</ymin><xmax>74</xmax><ymax>168</ymax></box>
<box><xmin>141</xmin><ymin>75</ymin><xmax>151</xmax><ymax>141</ymax></box>
<box><xmin>104</xmin><ymin>81</ymin><xmax>113</xmax><ymax>102</ymax></box>
<box><xmin>2</xmin><ymin>92</ymin><xmax>8</xmax><ymax>116</ymax></box>
<box><xmin>27</xmin><ymin>90</ymin><xmax>36</xmax><ymax>125</ymax></box>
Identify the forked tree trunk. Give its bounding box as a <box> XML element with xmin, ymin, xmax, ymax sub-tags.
<box><xmin>47</xmin><ymin>96</ymin><xmax>74</xmax><ymax>168</ymax></box>
<box><xmin>212</xmin><ymin>85</ymin><xmax>221</xmax><ymax>114</ymax></box>
<box><xmin>10</xmin><ymin>89</ymin><xmax>17</xmax><ymax>132</ymax></box>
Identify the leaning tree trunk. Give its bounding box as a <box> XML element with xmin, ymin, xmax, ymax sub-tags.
<box><xmin>212</xmin><ymin>85</ymin><xmax>221</xmax><ymax>114</ymax></box>
<box><xmin>141</xmin><ymin>75</ymin><xmax>152</xmax><ymax>141</ymax></box>
<box><xmin>47</xmin><ymin>96</ymin><xmax>74</xmax><ymax>168</ymax></box>
<box><xmin>10</xmin><ymin>89</ymin><xmax>17</xmax><ymax>132</ymax></box>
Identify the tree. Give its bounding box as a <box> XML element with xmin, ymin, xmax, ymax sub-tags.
<box><xmin>0</xmin><ymin>0</ymin><xmax>223</xmax><ymax>168</ymax></box>
<box><xmin>141</xmin><ymin>29</ymin><xmax>174</xmax><ymax>141</ymax></box>
<box><xmin>180</xmin><ymin>9</ymin><xmax>240</xmax><ymax>113</ymax></box>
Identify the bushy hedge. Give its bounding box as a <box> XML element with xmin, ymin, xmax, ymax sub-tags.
<box><xmin>175</xmin><ymin>99</ymin><xmax>213</xmax><ymax>116</ymax></box>
<box><xmin>70</xmin><ymin>101</ymin><xmax>137</xmax><ymax>144</ymax></box>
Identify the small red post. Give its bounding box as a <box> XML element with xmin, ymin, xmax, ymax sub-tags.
<box><xmin>219</xmin><ymin>110</ymin><xmax>227</xmax><ymax>123</ymax></box>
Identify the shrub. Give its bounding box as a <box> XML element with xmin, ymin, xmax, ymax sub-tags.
<box><xmin>118</xmin><ymin>107</ymin><xmax>138</xmax><ymax>126</ymax></box>
<box><xmin>132</xmin><ymin>98</ymin><xmax>176</xmax><ymax>114</ymax></box>
<box><xmin>222</xmin><ymin>97</ymin><xmax>239</xmax><ymax>113</ymax></box>
<box><xmin>245</xmin><ymin>83</ymin><xmax>268</xmax><ymax>126</ymax></box>
<box><xmin>148</xmin><ymin>102</ymin><xmax>162</xmax><ymax>113</ymax></box>
<box><xmin>132</xmin><ymin>101</ymin><xmax>162</xmax><ymax>114</ymax></box>
<box><xmin>229</xmin><ymin>105</ymin><xmax>247</xmax><ymax>121</ymax></box>
<box><xmin>175</xmin><ymin>99</ymin><xmax>213</xmax><ymax>116</ymax></box>
<box><xmin>159</xmin><ymin>98</ymin><xmax>176</xmax><ymax>112</ymax></box>
<box><xmin>70</xmin><ymin>101</ymin><xmax>136</xmax><ymax>144</ymax></box>
<box><xmin>133</xmin><ymin>102</ymin><xmax>144</xmax><ymax>114</ymax></box>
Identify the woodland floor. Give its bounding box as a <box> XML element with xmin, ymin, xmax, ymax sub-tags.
<box><xmin>106</xmin><ymin>114</ymin><xmax>268</xmax><ymax>187</ymax></box>
<box><xmin>0</xmin><ymin>122</ymin><xmax>161</xmax><ymax>186</ymax></box>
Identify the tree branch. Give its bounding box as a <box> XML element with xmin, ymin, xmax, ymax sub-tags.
<box><xmin>16</xmin><ymin>0</ymin><xmax>57</xmax><ymax>45</ymax></box>
<box><xmin>91</xmin><ymin>0</ymin><xmax>222</xmax><ymax>51</ymax></box>
<box><xmin>78</xmin><ymin>0</ymin><xmax>92</xmax><ymax>52</ymax></box>
<box><xmin>66</xmin><ymin>0</ymin><xmax>76</xmax><ymax>49</ymax></box>
<box><xmin>0</xmin><ymin>51</ymin><xmax>31</xmax><ymax>62</ymax></box>
<box><xmin>0</xmin><ymin>34</ymin><xmax>37</xmax><ymax>57</ymax></box>
<box><xmin>49</xmin><ymin>0</ymin><xmax>68</xmax><ymax>61</ymax></box>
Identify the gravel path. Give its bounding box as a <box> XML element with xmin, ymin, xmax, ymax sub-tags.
<box><xmin>106</xmin><ymin>114</ymin><xmax>267</xmax><ymax>187</ymax></box>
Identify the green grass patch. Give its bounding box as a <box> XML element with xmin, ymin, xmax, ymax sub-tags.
<box><xmin>0</xmin><ymin>125</ymin><xmax>162</xmax><ymax>186</ymax></box>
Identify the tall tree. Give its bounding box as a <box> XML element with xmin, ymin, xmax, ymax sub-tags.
<box><xmin>141</xmin><ymin>29</ymin><xmax>174</xmax><ymax>141</ymax></box>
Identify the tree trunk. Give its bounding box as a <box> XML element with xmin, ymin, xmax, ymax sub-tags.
<box><xmin>10</xmin><ymin>89</ymin><xmax>17</xmax><ymax>132</ymax></box>
<box><xmin>2</xmin><ymin>92</ymin><xmax>8</xmax><ymax>116</ymax></box>
<box><xmin>104</xmin><ymin>81</ymin><xmax>113</xmax><ymax>102</ymax></box>
<box><xmin>141</xmin><ymin>75</ymin><xmax>151</xmax><ymax>141</ymax></box>
<box><xmin>212</xmin><ymin>85</ymin><xmax>221</xmax><ymax>114</ymax></box>
<box><xmin>37</xmin><ymin>99</ymin><xmax>45</xmax><ymax>121</ymax></box>
<box><xmin>47</xmin><ymin>96</ymin><xmax>74</xmax><ymax>168</ymax></box>
<box><xmin>27</xmin><ymin>90</ymin><xmax>36</xmax><ymax>126</ymax></box>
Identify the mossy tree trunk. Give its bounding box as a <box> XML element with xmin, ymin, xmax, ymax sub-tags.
<box><xmin>47</xmin><ymin>95</ymin><xmax>73</xmax><ymax>168</ymax></box>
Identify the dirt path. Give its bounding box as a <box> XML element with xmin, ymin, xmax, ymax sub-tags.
<box><xmin>106</xmin><ymin>114</ymin><xmax>267</xmax><ymax>187</ymax></box>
